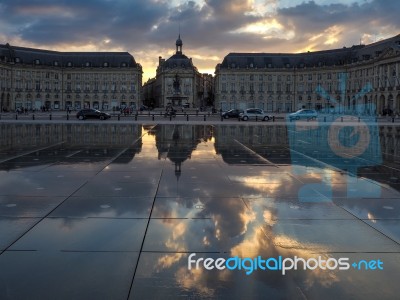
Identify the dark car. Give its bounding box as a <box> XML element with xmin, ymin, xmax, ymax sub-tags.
<box><xmin>76</xmin><ymin>109</ymin><xmax>111</xmax><ymax>120</ymax></box>
<box><xmin>221</xmin><ymin>109</ymin><xmax>244</xmax><ymax>119</ymax></box>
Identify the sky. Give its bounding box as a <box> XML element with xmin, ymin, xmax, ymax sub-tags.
<box><xmin>0</xmin><ymin>0</ymin><xmax>399</xmax><ymax>81</ymax></box>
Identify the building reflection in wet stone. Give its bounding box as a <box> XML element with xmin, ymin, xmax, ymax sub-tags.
<box><xmin>0</xmin><ymin>123</ymin><xmax>400</xmax><ymax>299</ymax></box>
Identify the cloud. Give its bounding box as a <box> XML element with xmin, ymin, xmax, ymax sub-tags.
<box><xmin>0</xmin><ymin>0</ymin><xmax>399</xmax><ymax>79</ymax></box>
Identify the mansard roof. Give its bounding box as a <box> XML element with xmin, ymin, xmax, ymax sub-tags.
<box><xmin>0</xmin><ymin>43</ymin><xmax>139</xmax><ymax>68</ymax></box>
<box><xmin>220</xmin><ymin>34</ymin><xmax>400</xmax><ymax>69</ymax></box>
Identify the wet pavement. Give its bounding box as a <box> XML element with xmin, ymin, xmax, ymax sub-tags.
<box><xmin>0</xmin><ymin>123</ymin><xmax>399</xmax><ymax>299</ymax></box>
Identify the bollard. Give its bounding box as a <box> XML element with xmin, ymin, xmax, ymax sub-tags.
<box><xmin>196</xmin><ymin>110</ymin><xmax>199</xmax><ymax>116</ymax></box>
<box><xmin>32</xmin><ymin>114</ymin><xmax>35</xmax><ymax>120</ymax></box>
<box><xmin>118</xmin><ymin>114</ymin><xmax>120</xmax><ymax>121</ymax></box>
<box><xmin>148</xmin><ymin>111</ymin><xmax>150</xmax><ymax>116</ymax></box>
<box><xmin>160</xmin><ymin>111</ymin><xmax>162</xmax><ymax>116</ymax></box>
<box><xmin>15</xmin><ymin>114</ymin><xmax>18</xmax><ymax>120</ymax></box>
<box><xmin>256</xmin><ymin>116</ymin><xmax>258</xmax><ymax>122</ymax></box>
<box><xmin>49</xmin><ymin>114</ymin><xmax>52</xmax><ymax>120</ymax></box>
<box><xmin>152</xmin><ymin>114</ymin><xmax>154</xmax><ymax>121</ymax></box>
<box><xmin>204</xmin><ymin>115</ymin><xmax>206</xmax><ymax>121</ymax></box>
<box><xmin>359</xmin><ymin>117</ymin><xmax>361</xmax><ymax>122</ymax></box>
<box><xmin>169</xmin><ymin>114</ymin><xmax>172</xmax><ymax>121</ymax></box>
<box><xmin>393</xmin><ymin>117</ymin><xmax>395</xmax><ymax>123</ymax></box>
<box><xmin>67</xmin><ymin>114</ymin><xmax>69</xmax><ymax>120</ymax></box>
<box><xmin>187</xmin><ymin>115</ymin><xmax>189</xmax><ymax>121</ymax></box>
<box><xmin>135</xmin><ymin>114</ymin><xmax>137</xmax><ymax>121</ymax></box>
<box><xmin>324</xmin><ymin>116</ymin><xmax>326</xmax><ymax>122</ymax></box>
<box><xmin>221</xmin><ymin>115</ymin><xmax>223</xmax><ymax>122</ymax></box>
<box><xmin>272</xmin><ymin>116</ymin><xmax>275</xmax><ymax>122</ymax></box>
<box><xmin>341</xmin><ymin>117</ymin><xmax>343</xmax><ymax>122</ymax></box>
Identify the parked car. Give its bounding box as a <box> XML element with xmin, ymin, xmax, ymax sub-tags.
<box><xmin>239</xmin><ymin>108</ymin><xmax>272</xmax><ymax>121</ymax></box>
<box><xmin>221</xmin><ymin>109</ymin><xmax>244</xmax><ymax>119</ymax></box>
<box><xmin>76</xmin><ymin>109</ymin><xmax>111</xmax><ymax>120</ymax></box>
<box><xmin>289</xmin><ymin>109</ymin><xmax>318</xmax><ymax>121</ymax></box>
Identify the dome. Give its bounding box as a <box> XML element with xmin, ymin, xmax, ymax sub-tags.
<box><xmin>163</xmin><ymin>53</ymin><xmax>193</xmax><ymax>69</ymax></box>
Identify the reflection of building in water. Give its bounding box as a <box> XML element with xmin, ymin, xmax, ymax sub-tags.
<box><xmin>155</xmin><ymin>124</ymin><xmax>213</xmax><ymax>176</ymax></box>
<box><xmin>214</xmin><ymin>125</ymin><xmax>289</xmax><ymax>164</ymax></box>
<box><xmin>356</xmin><ymin>125</ymin><xmax>400</xmax><ymax>190</ymax></box>
<box><xmin>380</xmin><ymin>126</ymin><xmax>400</xmax><ymax>159</ymax></box>
<box><xmin>0</xmin><ymin>123</ymin><xmax>142</xmax><ymax>150</ymax></box>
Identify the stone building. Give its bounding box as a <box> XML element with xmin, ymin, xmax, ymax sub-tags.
<box><xmin>143</xmin><ymin>36</ymin><xmax>210</xmax><ymax>109</ymax></box>
<box><xmin>215</xmin><ymin>35</ymin><xmax>400</xmax><ymax>115</ymax></box>
<box><xmin>0</xmin><ymin>43</ymin><xmax>142</xmax><ymax>112</ymax></box>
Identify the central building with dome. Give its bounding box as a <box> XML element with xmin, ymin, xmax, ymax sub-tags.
<box><xmin>143</xmin><ymin>35</ymin><xmax>204</xmax><ymax>108</ymax></box>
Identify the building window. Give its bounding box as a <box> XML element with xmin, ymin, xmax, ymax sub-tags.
<box><xmin>34</xmin><ymin>59</ymin><xmax>40</xmax><ymax>65</ymax></box>
<box><xmin>15</xmin><ymin>57</ymin><xmax>20</xmax><ymax>63</ymax></box>
<box><xmin>249</xmin><ymin>83</ymin><xmax>254</xmax><ymax>92</ymax></box>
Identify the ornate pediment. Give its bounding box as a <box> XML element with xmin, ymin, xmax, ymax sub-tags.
<box><xmin>379</xmin><ymin>47</ymin><xmax>397</xmax><ymax>59</ymax></box>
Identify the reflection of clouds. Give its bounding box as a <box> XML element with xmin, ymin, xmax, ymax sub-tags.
<box><xmin>156</xmin><ymin>253</ymin><xmax>185</xmax><ymax>271</ymax></box>
<box><xmin>175</xmin><ymin>267</ymin><xmax>215</xmax><ymax>298</ymax></box>
<box><xmin>263</xmin><ymin>210</ymin><xmax>276</xmax><ymax>226</ymax></box>
<box><xmin>159</xmin><ymin>219</ymin><xmax>188</xmax><ymax>252</ymax></box>
<box><xmin>230</xmin><ymin>226</ymin><xmax>271</xmax><ymax>258</ymax></box>
<box><xmin>367</xmin><ymin>212</ymin><xmax>377</xmax><ymax>223</ymax></box>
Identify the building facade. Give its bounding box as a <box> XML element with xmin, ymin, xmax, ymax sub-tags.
<box><xmin>215</xmin><ymin>35</ymin><xmax>400</xmax><ymax>115</ymax></box>
<box><xmin>0</xmin><ymin>43</ymin><xmax>142</xmax><ymax>112</ymax></box>
<box><xmin>143</xmin><ymin>36</ymin><xmax>211</xmax><ymax>109</ymax></box>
